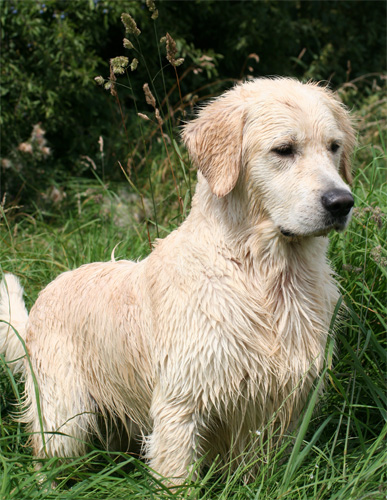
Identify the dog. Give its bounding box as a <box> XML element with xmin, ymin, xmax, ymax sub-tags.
<box><xmin>0</xmin><ymin>78</ymin><xmax>355</xmax><ymax>483</ymax></box>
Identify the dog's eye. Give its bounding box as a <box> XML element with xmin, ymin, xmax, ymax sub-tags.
<box><xmin>330</xmin><ymin>142</ymin><xmax>341</xmax><ymax>153</ymax></box>
<box><xmin>273</xmin><ymin>144</ymin><xmax>295</xmax><ymax>157</ymax></box>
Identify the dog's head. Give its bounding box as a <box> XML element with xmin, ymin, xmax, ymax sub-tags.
<box><xmin>182</xmin><ymin>78</ymin><xmax>356</xmax><ymax>238</ymax></box>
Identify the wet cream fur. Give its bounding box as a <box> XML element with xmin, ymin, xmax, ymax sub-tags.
<box><xmin>0</xmin><ymin>78</ymin><xmax>355</xmax><ymax>482</ymax></box>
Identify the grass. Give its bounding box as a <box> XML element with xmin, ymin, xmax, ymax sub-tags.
<box><xmin>0</xmin><ymin>7</ymin><xmax>386</xmax><ymax>495</ymax></box>
<box><xmin>0</xmin><ymin>139</ymin><xmax>386</xmax><ymax>499</ymax></box>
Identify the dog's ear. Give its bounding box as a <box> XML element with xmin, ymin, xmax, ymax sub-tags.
<box><xmin>182</xmin><ymin>92</ymin><xmax>245</xmax><ymax>197</ymax></box>
<box><xmin>329</xmin><ymin>94</ymin><xmax>356</xmax><ymax>184</ymax></box>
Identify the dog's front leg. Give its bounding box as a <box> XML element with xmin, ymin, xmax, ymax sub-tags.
<box><xmin>146</xmin><ymin>390</ymin><xmax>201</xmax><ymax>484</ymax></box>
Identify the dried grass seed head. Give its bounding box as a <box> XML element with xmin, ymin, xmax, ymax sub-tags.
<box><xmin>146</xmin><ymin>0</ymin><xmax>156</xmax><ymax>12</ymax></box>
<box><xmin>155</xmin><ymin>108</ymin><xmax>163</xmax><ymax>126</ymax></box>
<box><xmin>174</xmin><ymin>57</ymin><xmax>184</xmax><ymax>67</ymax></box>
<box><xmin>130</xmin><ymin>58</ymin><xmax>139</xmax><ymax>71</ymax></box>
<box><xmin>121</xmin><ymin>13</ymin><xmax>141</xmax><ymax>37</ymax></box>
<box><xmin>138</xmin><ymin>113</ymin><xmax>150</xmax><ymax>121</ymax></box>
<box><xmin>164</xmin><ymin>33</ymin><xmax>185</xmax><ymax>67</ymax></box>
<box><xmin>110</xmin><ymin>56</ymin><xmax>129</xmax><ymax>75</ymax></box>
<box><xmin>98</xmin><ymin>136</ymin><xmax>104</xmax><ymax>154</ymax></box>
<box><xmin>143</xmin><ymin>83</ymin><xmax>156</xmax><ymax>108</ymax></box>
<box><xmin>108</xmin><ymin>66</ymin><xmax>117</xmax><ymax>96</ymax></box>
<box><xmin>123</xmin><ymin>38</ymin><xmax>134</xmax><ymax>50</ymax></box>
<box><xmin>165</xmin><ymin>33</ymin><xmax>176</xmax><ymax>65</ymax></box>
<box><xmin>371</xmin><ymin>245</ymin><xmax>387</xmax><ymax>267</ymax></box>
<box><xmin>146</xmin><ymin>0</ymin><xmax>158</xmax><ymax>19</ymax></box>
<box><xmin>94</xmin><ymin>76</ymin><xmax>105</xmax><ymax>86</ymax></box>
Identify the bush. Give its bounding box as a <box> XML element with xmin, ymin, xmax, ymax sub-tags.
<box><xmin>0</xmin><ymin>0</ymin><xmax>146</xmax><ymax>203</ymax></box>
<box><xmin>1</xmin><ymin>0</ymin><xmax>385</xmax><ymax>209</ymax></box>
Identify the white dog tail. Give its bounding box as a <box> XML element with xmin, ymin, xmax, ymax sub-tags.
<box><xmin>0</xmin><ymin>274</ymin><xmax>29</xmax><ymax>375</ymax></box>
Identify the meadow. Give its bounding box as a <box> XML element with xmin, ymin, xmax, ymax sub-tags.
<box><xmin>1</xmin><ymin>3</ymin><xmax>386</xmax><ymax>499</ymax></box>
<box><xmin>1</xmin><ymin>104</ymin><xmax>386</xmax><ymax>500</ymax></box>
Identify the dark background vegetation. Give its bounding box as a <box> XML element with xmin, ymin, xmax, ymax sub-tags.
<box><xmin>1</xmin><ymin>0</ymin><xmax>386</xmax><ymax>208</ymax></box>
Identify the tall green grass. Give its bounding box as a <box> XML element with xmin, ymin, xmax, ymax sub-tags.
<box><xmin>1</xmin><ymin>5</ymin><xmax>386</xmax><ymax>497</ymax></box>
<box><xmin>0</xmin><ymin>141</ymin><xmax>386</xmax><ymax>499</ymax></box>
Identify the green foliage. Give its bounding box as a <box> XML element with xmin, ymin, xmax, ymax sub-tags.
<box><xmin>0</xmin><ymin>129</ymin><xmax>386</xmax><ymax>500</ymax></box>
<box><xmin>154</xmin><ymin>0</ymin><xmax>385</xmax><ymax>85</ymax></box>
<box><xmin>0</xmin><ymin>3</ymin><xmax>386</xmax><ymax>497</ymax></box>
<box><xmin>0</xmin><ymin>0</ymin><xmax>144</xmax><ymax>203</ymax></box>
<box><xmin>1</xmin><ymin>0</ymin><xmax>385</xmax><ymax>209</ymax></box>
<box><xmin>0</xmin><ymin>0</ymin><xmax>224</xmax><ymax>207</ymax></box>
<box><xmin>2</xmin><ymin>1</ymin><xmax>98</xmax><ymax>144</ymax></box>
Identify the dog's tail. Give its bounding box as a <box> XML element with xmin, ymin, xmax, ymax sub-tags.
<box><xmin>0</xmin><ymin>274</ymin><xmax>29</xmax><ymax>375</ymax></box>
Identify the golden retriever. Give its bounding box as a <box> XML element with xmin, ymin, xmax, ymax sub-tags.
<box><xmin>0</xmin><ymin>78</ymin><xmax>355</xmax><ymax>482</ymax></box>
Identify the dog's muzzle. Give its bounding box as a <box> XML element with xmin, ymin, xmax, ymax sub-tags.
<box><xmin>280</xmin><ymin>189</ymin><xmax>354</xmax><ymax>238</ymax></box>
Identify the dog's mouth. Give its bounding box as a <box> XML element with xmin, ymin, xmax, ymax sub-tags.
<box><xmin>278</xmin><ymin>208</ymin><xmax>351</xmax><ymax>240</ymax></box>
<box><xmin>280</xmin><ymin>228</ymin><xmax>297</xmax><ymax>238</ymax></box>
<box><xmin>280</xmin><ymin>220</ymin><xmax>348</xmax><ymax>239</ymax></box>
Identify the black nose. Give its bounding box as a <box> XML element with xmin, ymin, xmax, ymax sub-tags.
<box><xmin>321</xmin><ymin>189</ymin><xmax>354</xmax><ymax>217</ymax></box>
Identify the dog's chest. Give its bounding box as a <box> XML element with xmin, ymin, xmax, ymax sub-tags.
<box><xmin>149</xmin><ymin>233</ymin><xmax>335</xmax><ymax>417</ymax></box>
<box><xmin>197</xmin><ymin>257</ymin><xmax>331</xmax><ymax>407</ymax></box>
<box><xmin>195</xmin><ymin>276</ymin><xmax>329</xmax><ymax>437</ymax></box>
